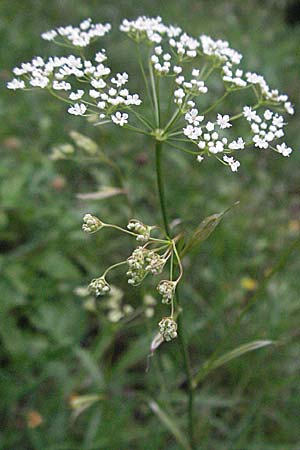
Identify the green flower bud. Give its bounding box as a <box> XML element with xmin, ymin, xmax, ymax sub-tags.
<box><xmin>82</xmin><ymin>213</ymin><xmax>103</xmax><ymax>233</ymax></box>
<box><xmin>157</xmin><ymin>280</ymin><xmax>176</xmax><ymax>304</ymax></box>
<box><xmin>158</xmin><ymin>317</ymin><xmax>178</xmax><ymax>341</ymax></box>
<box><xmin>88</xmin><ymin>276</ymin><xmax>110</xmax><ymax>296</ymax></box>
<box><xmin>127</xmin><ymin>219</ymin><xmax>152</xmax><ymax>243</ymax></box>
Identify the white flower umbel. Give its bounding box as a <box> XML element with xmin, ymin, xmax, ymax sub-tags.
<box><xmin>7</xmin><ymin>15</ymin><xmax>295</xmax><ymax>323</ymax></box>
<box><xmin>41</xmin><ymin>19</ymin><xmax>111</xmax><ymax>47</ymax></box>
<box><xmin>8</xmin><ymin>16</ymin><xmax>294</xmax><ymax>171</ymax></box>
<box><xmin>7</xmin><ymin>20</ymin><xmax>141</xmax><ymax>128</ymax></box>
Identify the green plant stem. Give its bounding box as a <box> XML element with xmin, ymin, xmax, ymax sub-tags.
<box><xmin>154</xmin><ymin>139</ymin><xmax>196</xmax><ymax>450</ymax></box>
<box><xmin>176</xmin><ymin>291</ymin><xmax>196</xmax><ymax>450</ymax></box>
<box><xmin>155</xmin><ymin>141</ymin><xmax>171</xmax><ymax>237</ymax></box>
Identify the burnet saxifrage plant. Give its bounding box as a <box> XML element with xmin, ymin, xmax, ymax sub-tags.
<box><xmin>8</xmin><ymin>16</ymin><xmax>295</xmax><ymax>447</ymax></box>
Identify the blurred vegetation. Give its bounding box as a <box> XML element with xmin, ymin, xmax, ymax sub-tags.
<box><xmin>0</xmin><ymin>0</ymin><xmax>300</xmax><ymax>449</ymax></box>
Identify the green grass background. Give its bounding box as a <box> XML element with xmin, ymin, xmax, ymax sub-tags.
<box><xmin>0</xmin><ymin>1</ymin><xmax>300</xmax><ymax>449</ymax></box>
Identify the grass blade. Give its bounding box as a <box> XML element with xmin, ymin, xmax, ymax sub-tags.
<box><xmin>149</xmin><ymin>400</ymin><xmax>192</xmax><ymax>450</ymax></box>
<box><xmin>194</xmin><ymin>340</ymin><xmax>275</xmax><ymax>387</ymax></box>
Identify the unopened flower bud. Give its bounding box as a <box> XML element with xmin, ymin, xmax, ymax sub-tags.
<box><xmin>126</xmin><ymin>247</ymin><xmax>147</xmax><ymax>285</ymax></box>
<box><xmin>158</xmin><ymin>317</ymin><xmax>178</xmax><ymax>341</ymax></box>
<box><xmin>157</xmin><ymin>280</ymin><xmax>176</xmax><ymax>304</ymax></box>
<box><xmin>82</xmin><ymin>213</ymin><xmax>103</xmax><ymax>233</ymax></box>
<box><xmin>127</xmin><ymin>219</ymin><xmax>152</xmax><ymax>242</ymax></box>
<box><xmin>145</xmin><ymin>251</ymin><xmax>166</xmax><ymax>275</ymax></box>
<box><xmin>88</xmin><ymin>276</ymin><xmax>110</xmax><ymax>296</ymax></box>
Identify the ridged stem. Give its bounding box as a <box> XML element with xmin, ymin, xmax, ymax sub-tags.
<box><xmin>154</xmin><ymin>139</ymin><xmax>196</xmax><ymax>450</ymax></box>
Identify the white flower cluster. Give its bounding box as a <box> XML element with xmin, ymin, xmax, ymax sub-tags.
<box><xmin>245</xmin><ymin>72</ymin><xmax>294</xmax><ymax>114</ymax></box>
<box><xmin>88</xmin><ymin>276</ymin><xmax>111</xmax><ymax>296</ymax></box>
<box><xmin>120</xmin><ymin>16</ymin><xmax>179</xmax><ymax>43</ymax></box>
<box><xmin>151</xmin><ymin>46</ymin><xmax>172</xmax><ymax>74</ymax></box>
<box><xmin>126</xmin><ymin>247</ymin><xmax>148</xmax><ymax>286</ymax></box>
<box><xmin>174</xmin><ymin>69</ymin><xmax>208</xmax><ymax>106</ymax></box>
<box><xmin>181</xmin><ymin>71</ymin><xmax>294</xmax><ymax>171</ymax></box>
<box><xmin>200</xmin><ymin>35</ymin><xmax>242</xmax><ymax>65</ymax></box>
<box><xmin>105</xmin><ymin>286</ymin><xmax>133</xmax><ymax>323</ymax></box>
<box><xmin>243</xmin><ymin>107</ymin><xmax>287</xmax><ymax>150</ymax></box>
<box><xmin>41</xmin><ymin>18</ymin><xmax>111</xmax><ymax>47</ymax></box>
<box><xmin>8</xmin><ymin>15</ymin><xmax>295</xmax><ymax>176</ymax></box>
<box><xmin>121</xmin><ymin>16</ymin><xmax>199</xmax><ymax>61</ymax></box>
<box><xmin>127</xmin><ymin>219</ymin><xmax>152</xmax><ymax>242</ymax></box>
<box><xmin>143</xmin><ymin>294</ymin><xmax>157</xmax><ymax>318</ymax></box>
<box><xmin>144</xmin><ymin>251</ymin><xmax>166</xmax><ymax>275</ymax></box>
<box><xmin>126</xmin><ymin>247</ymin><xmax>166</xmax><ymax>285</ymax></box>
<box><xmin>158</xmin><ymin>317</ymin><xmax>178</xmax><ymax>341</ymax></box>
<box><xmin>7</xmin><ymin>22</ymin><xmax>141</xmax><ymax>127</ymax></box>
<box><xmin>182</xmin><ymin>109</ymin><xmax>246</xmax><ymax>171</ymax></box>
<box><xmin>222</xmin><ymin>64</ymin><xmax>247</xmax><ymax>88</ymax></box>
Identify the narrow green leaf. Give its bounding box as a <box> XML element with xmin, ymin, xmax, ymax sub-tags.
<box><xmin>182</xmin><ymin>201</ymin><xmax>239</xmax><ymax>256</ymax></box>
<box><xmin>194</xmin><ymin>340</ymin><xmax>275</xmax><ymax>387</ymax></box>
<box><xmin>76</xmin><ymin>187</ymin><xmax>127</xmax><ymax>200</ymax></box>
<box><xmin>70</xmin><ymin>394</ymin><xmax>105</xmax><ymax>420</ymax></box>
<box><xmin>69</xmin><ymin>130</ymin><xmax>99</xmax><ymax>155</ymax></box>
<box><xmin>149</xmin><ymin>400</ymin><xmax>191</xmax><ymax>450</ymax></box>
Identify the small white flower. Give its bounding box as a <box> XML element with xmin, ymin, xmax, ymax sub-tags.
<box><xmin>183</xmin><ymin>125</ymin><xmax>202</xmax><ymax>140</ymax></box>
<box><xmin>216</xmin><ymin>114</ymin><xmax>232</xmax><ymax>129</ymax></box>
<box><xmin>264</xmin><ymin>110</ymin><xmax>273</xmax><ymax>120</ymax></box>
<box><xmin>108</xmin><ymin>87</ymin><xmax>117</xmax><ymax>96</ymax></box>
<box><xmin>95</xmin><ymin>51</ymin><xmax>107</xmax><ymax>63</ymax></box>
<box><xmin>197</xmin><ymin>155</ymin><xmax>204</xmax><ymax>162</ymax></box>
<box><xmin>253</xmin><ymin>135</ymin><xmax>268</xmax><ymax>149</ymax></box>
<box><xmin>111</xmin><ymin>111</ymin><xmax>128</xmax><ymax>126</ymax></box>
<box><xmin>223</xmin><ymin>155</ymin><xmax>240</xmax><ymax>172</ymax></box>
<box><xmin>69</xmin><ymin>89</ymin><xmax>84</xmax><ymax>100</ymax></box>
<box><xmin>89</xmin><ymin>89</ymin><xmax>101</xmax><ymax>99</ymax></box>
<box><xmin>91</xmin><ymin>79</ymin><xmax>106</xmax><ymax>89</ymax></box>
<box><xmin>53</xmin><ymin>80</ymin><xmax>71</xmax><ymax>91</ymax></box>
<box><xmin>185</xmin><ymin>109</ymin><xmax>204</xmax><ymax>126</ymax></box>
<box><xmin>206</xmin><ymin>122</ymin><xmax>215</xmax><ymax>132</ymax></box>
<box><xmin>276</xmin><ymin>143</ymin><xmax>293</xmax><ymax>157</ymax></box>
<box><xmin>272</xmin><ymin>114</ymin><xmax>284</xmax><ymax>128</ymax></box>
<box><xmin>173</xmin><ymin>65</ymin><xmax>182</xmax><ymax>74</ymax></box>
<box><xmin>209</xmin><ymin>140</ymin><xmax>224</xmax><ymax>154</ymax></box>
<box><xmin>41</xmin><ymin>30</ymin><xmax>57</xmax><ymax>41</ymax></box>
<box><xmin>243</xmin><ymin>106</ymin><xmax>258</xmax><ymax>122</ymax></box>
<box><xmin>111</xmin><ymin>72</ymin><xmax>129</xmax><ymax>87</ymax></box>
<box><xmin>68</xmin><ymin>103</ymin><xmax>87</xmax><ymax>116</ymax></box>
<box><xmin>284</xmin><ymin>101</ymin><xmax>294</xmax><ymax>115</ymax></box>
<box><xmin>7</xmin><ymin>79</ymin><xmax>25</xmax><ymax>90</ymax></box>
<box><xmin>175</xmin><ymin>76</ymin><xmax>185</xmax><ymax>85</ymax></box>
<box><xmin>228</xmin><ymin>137</ymin><xmax>245</xmax><ymax>150</ymax></box>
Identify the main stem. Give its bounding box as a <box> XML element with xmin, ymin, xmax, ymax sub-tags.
<box><xmin>155</xmin><ymin>141</ymin><xmax>171</xmax><ymax>237</ymax></box>
<box><xmin>154</xmin><ymin>139</ymin><xmax>196</xmax><ymax>450</ymax></box>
